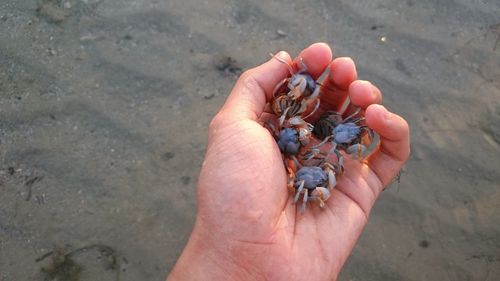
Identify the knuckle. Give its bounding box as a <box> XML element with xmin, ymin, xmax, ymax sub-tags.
<box><xmin>400</xmin><ymin>120</ymin><xmax>411</xmax><ymax>161</ymax></box>
<box><xmin>239</xmin><ymin>69</ymin><xmax>254</xmax><ymax>82</ymax></box>
<box><xmin>208</xmin><ymin>111</ymin><xmax>235</xmax><ymax>134</ymax></box>
<box><xmin>406</xmin><ymin>146</ymin><xmax>411</xmax><ymax>161</ymax></box>
<box><xmin>400</xmin><ymin>119</ymin><xmax>410</xmax><ymax>135</ymax></box>
<box><xmin>374</xmin><ymin>87</ymin><xmax>383</xmax><ymax>103</ymax></box>
<box><xmin>238</xmin><ymin>69</ymin><xmax>260</xmax><ymax>91</ymax></box>
<box><xmin>209</xmin><ymin>112</ymin><xmax>225</xmax><ymax>131</ymax></box>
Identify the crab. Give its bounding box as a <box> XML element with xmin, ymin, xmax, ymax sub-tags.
<box><xmin>286</xmin><ymin>160</ymin><xmax>337</xmax><ymax>212</ymax></box>
<box><xmin>266</xmin><ymin>116</ymin><xmax>314</xmax><ymax>155</ymax></box>
<box><xmin>313</xmin><ymin>107</ymin><xmax>377</xmax><ymax>173</ymax></box>
<box><xmin>266</xmin><ymin>116</ymin><xmax>328</xmax><ymax>178</ymax></box>
<box><xmin>270</xmin><ymin>56</ymin><xmax>322</xmax><ymax>123</ymax></box>
<box><xmin>266</xmin><ymin>114</ymin><xmax>341</xmax><ymax>174</ymax></box>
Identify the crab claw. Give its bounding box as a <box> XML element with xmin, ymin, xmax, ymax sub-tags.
<box><xmin>288</xmin><ymin>78</ymin><xmax>307</xmax><ymax>100</ymax></box>
<box><xmin>298</xmin><ymin>128</ymin><xmax>311</xmax><ymax>146</ymax></box>
<box><xmin>288</xmin><ymin>116</ymin><xmax>308</xmax><ymax>127</ymax></box>
<box><xmin>326</xmin><ymin>168</ymin><xmax>336</xmax><ymax>190</ymax></box>
<box><xmin>311</xmin><ymin>187</ymin><xmax>331</xmax><ymax>208</ymax></box>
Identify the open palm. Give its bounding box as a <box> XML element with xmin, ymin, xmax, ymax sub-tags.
<box><xmin>168</xmin><ymin>43</ymin><xmax>409</xmax><ymax>281</ymax></box>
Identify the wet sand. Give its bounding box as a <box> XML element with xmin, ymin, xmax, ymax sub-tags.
<box><xmin>1</xmin><ymin>0</ymin><xmax>499</xmax><ymax>280</ymax></box>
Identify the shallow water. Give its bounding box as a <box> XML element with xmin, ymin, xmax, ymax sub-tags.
<box><xmin>1</xmin><ymin>0</ymin><xmax>499</xmax><ymax>280</ymax></box>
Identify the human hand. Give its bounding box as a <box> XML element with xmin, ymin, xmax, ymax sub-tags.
<box><xmin>167</xmin><ymin>43</ymin><xmax>410</xmax><ymax>281</ymax></box>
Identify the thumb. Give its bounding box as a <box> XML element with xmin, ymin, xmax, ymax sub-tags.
<box><xmin>220</xmin><ymin>51</ymin><xmax>292</xmax><ymax>122</ymax></box>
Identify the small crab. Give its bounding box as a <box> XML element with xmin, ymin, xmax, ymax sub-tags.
<box><xmin>266</xmin><ymin>116</ymin><xmax>325</xmax><ymax>175</ymax></box>
<box><xmin>266</xmin><ymin>116</ymin><xmax>314</xmax><ymax>155</ymax></box>
<box><xmin>270</xmin><ymin>55</ymin><xmax>322</xmax><ymax>122</ymax></box>
<box><xmin>332</xmin><ymin>123</ymin><xmax>368</xmax><ymax>156</ymax></box>
<box><xmin>314</xmin><ymin>107</ymin><xmax>376</xmax><ymax>173</ymax></box>
<box><xmin>287</xmin><ymin>161</ymin><xmax>337</xmax><ymax>212</ymax></box>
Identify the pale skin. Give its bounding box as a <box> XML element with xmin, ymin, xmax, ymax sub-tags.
<box><xmin>167</xmin><ymin>43</ymin><xmax>410</xmax><ymax>281</ymax></box>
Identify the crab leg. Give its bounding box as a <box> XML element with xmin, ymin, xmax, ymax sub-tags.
<box><xmin>270</xmin><ymin>53</ymin><xmax>295</xmax><ymax>75</ymax></box>
<box><xmin>346</xmin><ymin>144</ymin><xmax>367</xmax><ymax>159</ymax></box>
<box><xmin>302</xmin><ymin>98</ymin><xmax>321</xmax><ymax>120</ymax></box>
<box><xmin>302</xmin><ymin>150</ymin><xmax>322</xmax><ymax>161</ymax></box>
<box><xmin>301</xmin><ymin>136</ymin><xmax>332</xmax><ymax>161</ymax></box>
<box><xmin>312</xmin><ymin>136</ymin><xmax>332</xmax><ymax>149</ymax></box>
<box><xmin>306</xmin><ymin>84</ymin><xmax>321</xmax><ymax>104</ymax></box>
<box><xmin>272</xmin><ymin>78</ymin><xmax>289</xmax><ymax>97</ymax></box>
<box><xmin>289</xmin><ymin>155</ymin><xmax>303</xmax><ymax>169</ymax></box>
<box><xmin>301</xmin><ymin>188</ymin><xmax>309</xmax><ymax>213</ymax></box>
<box><xmin>326</xmin><ymin>169</ymin><xmax>337</xmax><ymax>190</ymax></box>
<box><xmin>288</xmin><ymin>79</ymin><xmax>307</xmax><ymax>100</ymax></box>
<box><xmin>279</xmin><ymin>107</ymin><xmax>291</xmax><ymax>127</ymax></box>
<box><xmin>294</xmin><ymin>180</ymin><xmax>305</xmax><ymax>204</ymax></box>
<box><xmin>264</xmin><ymin>121</ymin><xmax>278</xmax><ymax>139</ymax></box>
<box><xmin>318</xmin><ymin>198</ymin><xmax>325</xmax><ymax>208</ymax></box>
<box><xmin>325</xmin><ymin>142</ymin><xmax>344</xmax><ymax>173</ymax></box>
<box><xmin>343</xmin><ymin>107</ymin><xmax>362</xmax><ymax>123</ymax></box>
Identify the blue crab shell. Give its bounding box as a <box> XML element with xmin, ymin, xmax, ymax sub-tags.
<box><xmin>332</xmin><ymin>123</ymin><xmax>361</xmax><ymax>144</ymax></box>
<box><xmin>290</xmin><ymin>73</ymin><xmax>316</xmax><ymax>96</ymax></box>
<box><xmin>296</xmin><ymin>166</ymin><xmax>327</xmax><ymax>190</ymax></box>
<box><xmin>277</xmin><ymin>128</ymin><xmax>300</xmax><ymax>155</ymax></box>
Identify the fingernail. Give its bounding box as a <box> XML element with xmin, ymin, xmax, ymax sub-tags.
<box><xmin>359</xmin><ymin>80</ymin><xmax>371</xmax><ymax>86</ymax></box>
<box><xmin>338</xmin><ymin>57</ymin><xmax>355</xmax><ymax>66</ymax></box>
<box><xmin>367</xmin><ymin>82</ymin><xmax>378</xmax><ymax>100</ymax></box>
<box><xmin>380</xmin><ymin>105</ymin><xmax>391</xmax><ymax>120</ymax></box>
<box><xmin>373</xmin><ymin>104</ymin><xmax>390</xmax><ymax>120</ymax></box>
<box><xmin>274</xmin><ymin>51</ymin><xmax>286</xmax><ymax>59</ymax></box>
<box><xmin>356</xmin><ymin>80</ymin><xmax>376</xmax><ymax>99</ymax></box>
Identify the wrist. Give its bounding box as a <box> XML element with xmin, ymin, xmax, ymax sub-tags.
<box><xmin>167</xmin><ymin>223</ymin><xmax>261</xmax><ymax>281</ymax></box>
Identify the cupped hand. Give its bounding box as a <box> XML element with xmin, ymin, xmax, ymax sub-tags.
<box><xmin>167</xmin><ymin>43</ymin><xmax>410</xmax><ymax>281</ymax></box>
